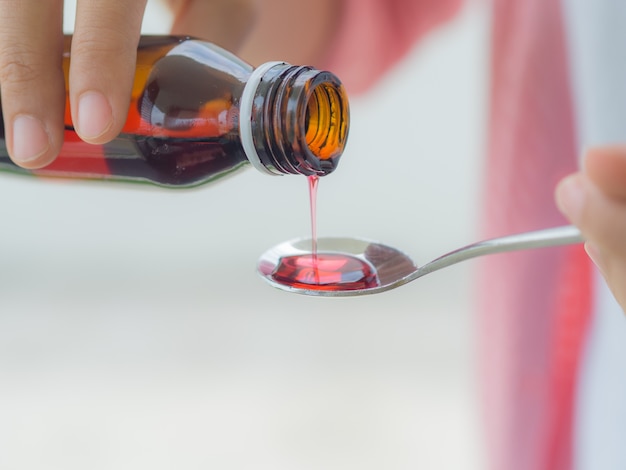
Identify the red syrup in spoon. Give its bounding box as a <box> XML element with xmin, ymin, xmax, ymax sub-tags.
<box><xmin>270</xmin><ymin>176</ymin><xmax>380</xmax><ymax>291</ymax></box>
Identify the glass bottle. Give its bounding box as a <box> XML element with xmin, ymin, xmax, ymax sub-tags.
<box><xmin>0</xmin><ymin>36</ymin><xmax>350</xmax><ymax>188</ymax></box>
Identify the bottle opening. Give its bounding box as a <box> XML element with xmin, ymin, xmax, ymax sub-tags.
<box><xmin>243</xmin><ymin>63</ymin><xmax>350</xmax><ymax>177</ymax></box>
<box><xmin>304</xmin><ymin>82</ymin><xmax>349</xmax><ymax>162</ymax></box>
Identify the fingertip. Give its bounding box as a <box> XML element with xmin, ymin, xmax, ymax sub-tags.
<box><xmin>9</xmin><ymin>114</ymin><xmax>61</xmax><ymax>169</ymax></box>
<box><xmin>75</xmin><ymin>90</ymin><xmax>116</xmax><ymax>144</ymax></box>
<box><xmin>555</xmin><ymin>173</ymin><xmax>585</xmax><ymax>224</ymax></box>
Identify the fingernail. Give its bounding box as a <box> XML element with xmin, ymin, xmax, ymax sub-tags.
<box><xmin>77</xmin><ymin>91</ymin><xmax>113</xmax><ymax>140</ymax></box>
<box><xmin>12</xmin><ymin>114</ymin><xmax>50</xmax><ymax>163</ymax></box>
<box><xmin>555</xmin><ymin>174</ymin><xmax>585</xmax><ymax>223</ymax></box>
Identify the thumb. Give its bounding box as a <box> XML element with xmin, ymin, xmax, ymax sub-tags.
<box><xmin>166</xmin><ymin>0</ymin><xmax>257</xmax><ymax>53</ymax></box>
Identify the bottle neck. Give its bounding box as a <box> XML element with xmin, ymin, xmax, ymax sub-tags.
<box><xmin>239</xmin><ymin>62</ymin><xmax>350</xmax><ymax>177</ymax></box>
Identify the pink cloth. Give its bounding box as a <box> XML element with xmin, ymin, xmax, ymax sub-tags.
<box><xmin>321</xmin><ymin>1</ymin><xmax>594</xmax><ymax>469</ymax></box>
<box><xmin>480</xmin><ymin>1</ymin><xmax>592</xmax><ymax>469</ymax></box>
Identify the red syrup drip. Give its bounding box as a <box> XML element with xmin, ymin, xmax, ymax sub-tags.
<box><xmin>270</xmin><ymin>176</ymin><xmax>381</xmax><ymax>291</ymax></box>
<box><xmin>309</xmin><ymin>174</ymin><xmax>319</xmax><ymax>257</ymax></box>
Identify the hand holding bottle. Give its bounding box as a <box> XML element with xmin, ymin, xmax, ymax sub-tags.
<box><xmin>0</xmin><ymin>0</ymin><xmax>259</xmax><ymax>170</ymax></box>
<box><xmin>0</xmin><ymin>0</ymin><xmax>153</xmax><ymax>169</ymax></box>
<box><xmin>556</xmin><ymin>145</ymin><xmax>626</xmax><ymax>311</ymax></box>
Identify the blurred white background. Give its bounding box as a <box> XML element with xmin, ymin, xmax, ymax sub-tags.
<box><xmin>0</xmin><ymin>1</ymin><xmax>489</xmax><ymax>469</ymax></box>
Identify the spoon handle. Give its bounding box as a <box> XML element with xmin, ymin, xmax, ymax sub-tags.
<box><xmin>414</xmin><ymin>225</ymin><xmax>584</xmax><ymax>279</ymax></box>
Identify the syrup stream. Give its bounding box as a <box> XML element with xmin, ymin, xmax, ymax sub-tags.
<box><xmin>266</xmin><ymin>176</ymin><xmax>380</xmax><ymax>292</ymax></box>
<box><xmin>308</xmin><ymin>175</ymin><xmax>319</xmax><ymax>258</ymax></box>
<box><xmin>308</xmin><ymin>175</ymin><xmax>320</xmax><ymax>283</ymax></box>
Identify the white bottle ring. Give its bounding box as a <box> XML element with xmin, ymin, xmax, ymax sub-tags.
<box><xmin>239</xmin><ymin>61</ymin><xmax>287</xmax><ymax>176</ymax></box>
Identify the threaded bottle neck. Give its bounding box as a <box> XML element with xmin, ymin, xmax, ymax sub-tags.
<box><xmin>239</xmin><ymin>62</ymin><xmax>350</xmax><ymax>177</ymax></box>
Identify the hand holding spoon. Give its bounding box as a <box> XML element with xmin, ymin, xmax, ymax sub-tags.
<box><xmin>257</xmin><ymin>225</ymin><xmax>584</xmax><ymax>297</ymax></box>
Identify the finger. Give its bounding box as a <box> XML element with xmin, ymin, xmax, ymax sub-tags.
<box><xmin>556</xmin><ymin>172</ymin><xmax>626</xmax><ymax>256</ymax></box>
<box><xmin>168</xmin><ymin>0</ymin><xmax>257</xmax><ymax>53</ymax></box>
<box><xmin>583</xmin><ymin>145</ymin><xmax>626</xmax><ymax>201</ymax></box>
<box><xmin>236</xmin><ymin>0</ymin><xmax>337</xmax><ymax>66</ymax></box>
<box><xmin>0</xmin><ymin>0</ymin><xmax>65</xmax><ymax>168</ymax></box>
<box><xmin>556</xmin><ymin>173</ymin><xmax>626</xmax><ymax>310</ymax></box>
<box><xmin>70</xmin><ymin>0</ymin><xmax>147</xmax><ymax>144</ymax></box>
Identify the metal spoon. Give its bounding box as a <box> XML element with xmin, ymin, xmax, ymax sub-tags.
<box><xmin>257</xmin><ymin>225</ymin><xmax>584</xmax><ymax>297</ymax></box>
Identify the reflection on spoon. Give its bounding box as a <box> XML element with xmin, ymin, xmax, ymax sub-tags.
<box><xmin>257</xmin><ymin>225</ymin><xmax>584</xmax><ymax>297</ymax></box>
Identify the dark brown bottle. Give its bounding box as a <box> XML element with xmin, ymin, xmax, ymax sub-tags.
<box><xmin>0</xmin><ymin>36</ymin><xmax>350</xmax><ymax>187</ymax></box>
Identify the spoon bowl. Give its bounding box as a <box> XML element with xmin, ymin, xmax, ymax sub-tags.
<box><xmin>257</xmin><ymin>225</ymin><xmax>585</xmax><ymax>297</ymax></box>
